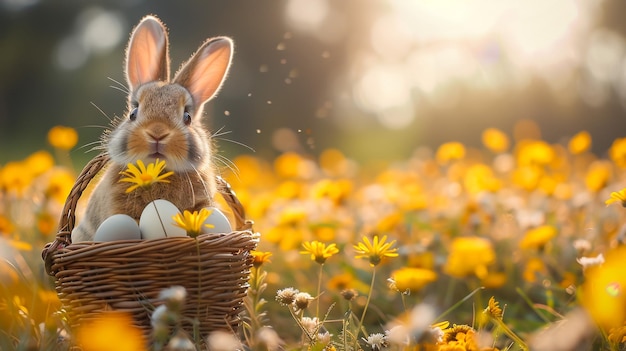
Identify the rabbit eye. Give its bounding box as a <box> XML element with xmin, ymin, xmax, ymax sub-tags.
<box><xmin>183</xmin><ymin>111</ymin><xmax>192</xmax><ymax>125</ymax></box>
<box><xmin>129</xmin><ymin>107</ymin><xmax>138</xmax><ymax>121</ymax></box>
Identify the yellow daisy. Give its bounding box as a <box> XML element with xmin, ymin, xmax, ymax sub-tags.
<box><xmin>389</xmin><ymin>267</ymin><xmax>437</xmax><ymax>292</ymax></box>
<box><xmin>300</xmin><ymin>240</ymin><xmax>339</xmax><ymax>264</ymax></box>
<box><xmin>47</xmin><ymin>125</ymin><xmax>78</xmax><ymax>150</ymax></box>
<box><xmin>119</xmin><ymin>159</ymin><xmax>174</xmax><ymax>193</ymax></box>
<box><xmin>172</xmin><ymin>208</ymin><xmax>213</xmax><ymax>238</ymax></box>
<box><xmin>606</xmin><ymin>188</ymin><xmax>626</xmax><ymax>207</ymax></box>
<box><xmin>76</xmin><ymin>312</ymin><xmax>146</xmax><ymax>351</ymax></box>
<box><xmin>482</xmin><ymin>128</ymin><xmax>510</xmax><ymax>153</ymax></box>
<box><xmin>568</xmin><ymin>131</ymin><xmax>591</xmax><ymax>155</ymax></box>
<box><xmin>353</xmin><ymin>235</ymin><xmax>398</xmax><ymax>266</ymax></box>
<box><xmin>250</xmin><ymin>250</ymin><xmax>273</xmax><ymax>267</ymax></box>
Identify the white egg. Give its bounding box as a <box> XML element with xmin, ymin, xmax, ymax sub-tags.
<box><xmin>201</xmin><ymin>207</ymin><xmax>233</xmax><ymax>234</ymax></box>
<box><xmin>139</xmin><ymin>199</ymin><xmax>187</xmax><ymax>240</ymax></box>
<box><xmin>93</xmin><ymin>214</ymin><xmax>141</xmax><ymax>242</ymax></box>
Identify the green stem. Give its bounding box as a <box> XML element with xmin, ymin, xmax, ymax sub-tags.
<box><xmin>490</xmin><ymin>316</ymin><xmax>528</xmax><ymax>351</ymax></box>
<box><xmin>316</xmin><ymin>263</ymin><xmax>323</xmax><ymax>320</ymax></box>
<box><xmin>54</xmin><ymin>148</ymin><xmax>74</xmax><ymax>171</ymax></box>
<box><xmin>250</xmin><ymin>266</ymin><xmax>261</xmax><ymax>330</ymax></box>
<box><xmin>400</xmin><ymin>291</ymin><xmax>408</xmax><ymax>313</ymax></box>
<box><xmin>354</xmin><ymin>267</ymin><xmax>376</xmax><ymax>349</ymax></box>
<box><xmin>435</xmin><ymin>286</ymin><xmax>484</xmax><ymax>322</ymax></box>
<box><xmin>515</xmin><ymin>287</ymin><xmax>552</xmax><ymax>324</ymax></box>
<box><xmin>288</xmin><ymin>305</ymin><xmax>316</xmax><ymax>343</ymax></box>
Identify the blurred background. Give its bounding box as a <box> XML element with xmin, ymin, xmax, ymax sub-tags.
<box><xmin>1</xmin><ymin>0</ymin><xmax>626</xmax><ymax>165</ymax></box>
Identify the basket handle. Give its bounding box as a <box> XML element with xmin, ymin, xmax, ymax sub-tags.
<box><xmin>42</xmin><ymin>153</ymin><xmax>253</xmax><ymax>275</ymax></box>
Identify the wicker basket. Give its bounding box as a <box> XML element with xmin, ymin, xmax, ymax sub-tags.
<box><xmin>42</xmin><ymin>153</ymin><xmax>258</xmax><ymax>340</ymax></box>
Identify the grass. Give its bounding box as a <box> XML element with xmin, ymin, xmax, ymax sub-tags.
<box><xmin>1</xmin><ymin>126</ymin><xmax>626</xmax><ymax>350</ymax></box>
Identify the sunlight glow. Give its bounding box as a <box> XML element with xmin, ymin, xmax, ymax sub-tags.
<box><xmin>54</xmin><ymin>7</ymin><xmax>125</xmax><ymax>71</ymax></box>
<box><xmin>285</xmin><ymin>0</ymin><xmax>329</xmax><ymax>34</ymax></box>
<box><xmin>354</xmin><ymin>0</ymin><xmax>603</xmax><ymax>126</ymax></box>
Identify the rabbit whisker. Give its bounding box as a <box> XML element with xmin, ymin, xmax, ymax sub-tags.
<box><xmin>109</xmin><ymin>85</ymin><xmax>129</xmax><ymax>95</ymax></box>
<box><xmin>215</xmin><ymin>137</ymin><xmax>255</xmax><ymax>153</ymax></box>
<box><xmin>182</xmin><ymin>171</ymin><xmax>197</xmax><ymax>208</ymax></box>
<box><xmin>210</xmin><ymin>126</ymin><xmax>230</xmax><ymax>138</ymax></box>
<box><xmin>213</xmin><ymin>154</ymin><xmax>240</xmax><ymax>180</ymax></box>
<box><xmin>90</xmin><ymin>102</ymin><xmax>114</xmax><ymax>123</ymax></box>
<box><xmin>78</xmin><ymin>124</ymin><xmax>110</xmax><ymax>130</ymax></box>
<box><xmin>187</xmin><ymin>162</ymin><xmax>214</xmax><ymax>206</ymax></box>
<box><xmin>76</xmin><ymin>140</ymin><xmax>104</xmax><ymax>152</ymax></box>
<box><xmin>107</xmin><ymin>77</ymin><xmax>130</xmax><ymax>94</ymax></box>
<box><xmin>83</xmin><ymin>145</ymin><xmax>106</xmax><ymax>155</ymax></box>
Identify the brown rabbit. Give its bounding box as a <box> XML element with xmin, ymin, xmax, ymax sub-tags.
<box><xmin>72</xmin><ymin>15</ymin><xmax>233</xmax><ymax>242</ymax></box>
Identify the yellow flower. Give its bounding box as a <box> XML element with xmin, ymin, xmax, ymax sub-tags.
<box><xmin>606</xmin><ymin>188</ymin><xmax>626</xmax><ymax>207</ymax></box>
<box><xmin>319</xmin><ymin>148</ymin><xmax>349</xmax><ymax>177</ymax></box>
<box><xmin>484</xmin><ymin>296</ymin><xmax>503</xmax><ymax>319</ymax></box>
<box><xmin>300</xmin><ymin>240</ymin><xmax>339</xmax><ymax>264</ymax></box>
<box><xmin>581</xmin><ymin>246</ymin><xmax>626</xmax><ymax>329</ymax></box>
<box><xmin>45</xmin><ymin>168</ymin><xmax>75</xmax><ymax>204</ymax></box>
<box><xmin>76</xmin><ymin>312</ymin><xmax>146</xmax><ymax>351</ymax></box>
<box><xmin>37</xmin><ymin>212</ymin><xmax>56</xmax><ymax>236</ymax></box>
<box><xmin>172</xmin><ymin>208</ymin><xmax>213</xmax><ymax>238</ymax></box>
<box><xmin>519</xmin><ymin>225</ymin><xmax>557</xmax><ymax>250</ymax></box>
<box><xmin>481</xmin><ymin>272</ymin><xmax>508</xmax><ymax>289</ymax></box>
<box><xmin>7</xmin><ymin>239</ymin><xmax>32</xmax><ymax>251</ymax></box>
<box><xmin>568</xmin><ymin>131</ymin><xmax>591</xmax><ymax>155</ymax></box>
<box><xmin>585</xmin><ymin>161</ymin><xmax>612</xmax><ymax>193</ymax></box>
<box><xmin>231</xmin><ymin>155</ymin><xmax>272</xmax><ymax>187</ymax></box>
<box><xmin>38</xmin><ymin>288</ymin><xmax>61</xmax><ymax>311</ymax></box>
<box><xmin>516</xmin><ymin>140</ymin><xmax>555</xmax><ymax>166</ymax></box>
<box><xmin>482</xmin><ymin>128</ymin><xmax>509</xmax><ymax>153</ymax></box>
<box><xmin>443</xmin><ymin>237</ymin><xmax>495</xmax><ymax>279</ymax></box>
<box><xmin>523</xmin><ymin>257</ymin><xmax>547</xmax><ymax>283</ymax></box>
<box><xmin>275</xmin><ymin>180</ymin><xmax>303</xmax><ymax>199</ymax></box>
<box><xmin>0</xmin><ymin>215</ymin><xmax>15</xmax><ymax>235</ymax></box>
<box><xmin>608</xmin><ymin>324</ymin><xmax>626</xmax><ymax>344</ymax></box>
<box><xmin>463</xmin><ymin>163</ymin><xmax>501</xmax><ymax>194</ymax></box>
<box><xmin>438</xmin><ymin>324</ymin><xmax>481</xmax><ymax>351</ymax></box>
<box><xmin>274</xmin><ymin>152</ymin><xmax>304</xmax><ymax>178</ymax></box>
<box><xmin>25</xmin><ymin>150</ymin><xmax>55</xmax><ymax>176</ymax></box>
<box><xmin>119</xmin><ymin>159</ymin><xmax>174</xmax><ymax>193</ymax></box>
<box><xmin>389</xmin><ymin>267</ymin><xmax>437</xmax><ymax>293</ymax></box>
<box><xmin>250</xmin><ymin>250</ymin><xmax>273</xmax><ymax>267</ymax></box>
<box><xmin>0</xmin><ymin>161</ymin><xmax>33</xmax><ymax>195</ymax></box>
<box><xmin>311</xmin><ymin>178</ymin><xmax>352</xmax><ymax>205</ymax></box>
<box><xmin>397</xmin><ymin>183</ymin><xmax>428</xmax><ymax>211</ymax></box>
<box><xmin>277</xmin><ymin>207</ymin><xmax>307</xmax><ymax>226</ymax></box>
<box><xmin>609</xmin><ymin>137</ymin><xmax>626</xmax><ymax>169</ymax></box>
<box><xmin>512</xmin><ymin>165</ymin><xmax>543</xmax><ymax>192</ymax></box>
<box><xmin>327</xmin><ymin>272</ymin><xmax>369</xmax><ymax>293</ymax></box>
<box><xmin>312</xmin><ymin>225</ymin><xmax>337</xmax><ymax>242</ymax></box>
<box><xmin>47</xmin><ymin>125</ymin><xmax>78</xmax><ymax>150</ymax></box>
<box><xmin>436</xmin><ymin>142</ymin><xmax>466</xmax><ymax>165</ymax></box>
<box><xmin>353</xmin><ymin>235</ymin><xmax>398</xmax><ymax>266</ymax></box>
<box><xmin>265</xmin><ymin>226</ymin><xmax>303</xmax><ymax>251</ymax></box>
<box><xmin>376</xmin><ymin>212</ymin><xmax>403</xmax><ymax>233</ymax></box>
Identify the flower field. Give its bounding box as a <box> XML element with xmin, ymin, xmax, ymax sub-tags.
<box><xmin>2</xmin><ymin>124</ymin><xmax>626</xmax><ymax>350</ymax></box>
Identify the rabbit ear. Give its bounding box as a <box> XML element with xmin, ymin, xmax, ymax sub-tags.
<box><xmin>174</xmin><ymin>37</ymin><xmax>233</xmax><ymax>113</ymax></box>
<box><xmin>125</xmin><ymin>16</ymin><xmax>170</xmax><ymax>91</ymax></box>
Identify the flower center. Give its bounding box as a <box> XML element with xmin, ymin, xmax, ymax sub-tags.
<box><xmin>140</xmin><ymin>173</ymin><xmax>154</xmax><ymax>183</ymax></box>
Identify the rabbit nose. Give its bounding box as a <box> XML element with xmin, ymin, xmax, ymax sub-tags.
<box><xmin>148</xmin><ymin>131</ymin><xmax>170</xmax><ymax>141</ymax></box>
<box><xmin>146</xmin><ymin>124</ymin><xmax>170</xmax><ymax>141</ymax></box>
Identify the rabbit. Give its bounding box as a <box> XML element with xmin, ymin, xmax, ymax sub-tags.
<box><xmin>71</xmin><ymin>15</ymin><xmax>233</xmax><ymax>242</ymax></box>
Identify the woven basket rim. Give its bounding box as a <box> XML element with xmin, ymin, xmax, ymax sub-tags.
<box><xmin>42</xmin><ymin>152</ymin><xmax>255</xmax><ymax>275</ymax></box>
